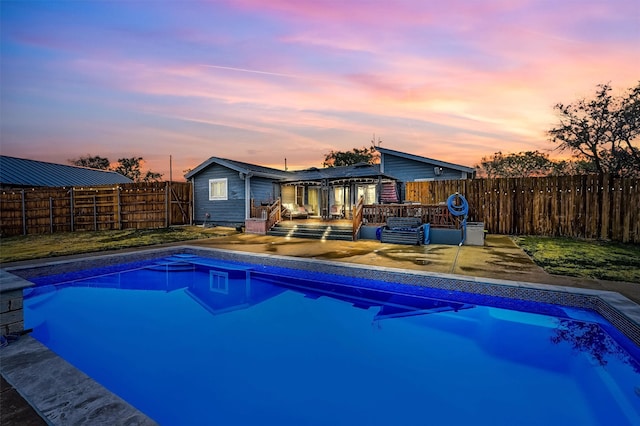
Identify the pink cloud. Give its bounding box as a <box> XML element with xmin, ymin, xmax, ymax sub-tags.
<box><xmin>5</xmin><ymin>0</ymin><xmax>637</xmax><ymax>179</ymax></box>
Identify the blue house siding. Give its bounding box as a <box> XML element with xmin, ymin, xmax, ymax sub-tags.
<box><xmin>249</xmin><ymin>177</ymin><xmax>279</xmax><ymax>204</ymax></box>
<box><xmin>381</xmin><ymin>153</ymin><xmax>472</xmax><ymax>202</ymax></box>
<box><xmin>382</xmin><ymin>154</ymin><xmax>465</xmax><ymax>182</ymax></box>
<box><xmin>192</xmin><ymin>164</ymin><xmax>246</xmax><ymax>226</ymax></box>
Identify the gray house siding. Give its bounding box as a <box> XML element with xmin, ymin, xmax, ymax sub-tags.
<box><xmin>192</xmin><ymin>164</ymin><xmax>246</xmax><ymax>226</ymax></box>
<box><xmin>382</xmin><ymin>154</ymin><xmax>467</xmax><ymax>202</ymax></box>
<box><xmin>382</xmin><ymin>154</ymin><xmax>464</xmax><ymax>182</ymax></box>
<box><xmin>249</xmin><ymin>177</ymin><xmax>279</xmax><ymax>204</ymax></box>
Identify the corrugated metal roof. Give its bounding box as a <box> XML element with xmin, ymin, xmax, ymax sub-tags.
<box><xmin>0</xmin><ymin>156</ymin><xmax>134</xmax><ymax>187</ymax></box>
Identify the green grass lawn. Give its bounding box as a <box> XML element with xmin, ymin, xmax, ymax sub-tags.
<box><xmin>514</xmin><ymin>236</ymin><xmax>640</xmax><ymax>283</ymax></box>
<box><xmin>0</xmin><ymin>226</ymin><xmax>238</xmax><ymax>263</ymax></box>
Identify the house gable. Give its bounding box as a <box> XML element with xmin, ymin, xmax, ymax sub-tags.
<box><xmin>186</xmin><ymin>157</ymin><xmax>290</xmax><ymax>181</ymax></box>
<box><xmin>377</xmin><ymin>147</ymin><xmax>475</xmax><ymax>181</ymax></box>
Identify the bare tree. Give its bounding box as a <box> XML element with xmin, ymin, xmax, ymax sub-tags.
<box><xmin>548</xmin><ymin>82</ymin><xmax>640</xmax><ymax>177</ymax></box>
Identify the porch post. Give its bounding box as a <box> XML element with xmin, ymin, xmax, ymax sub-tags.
<box><xmin>244</xmin><ymin>174</ymin><xmax>252</xmax><ymax>219</ymax></box>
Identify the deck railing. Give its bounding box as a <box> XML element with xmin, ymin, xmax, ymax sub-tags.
<box><xmin>362</xmin><ymin>203</ymin><xmax>458</xmax><ymax>228</ymax></box>
<box><xmin>251</xmin><ymin>199</ymin><xmax>282</xmax><ymax>229</ymax></box>
<box><xmin>266</xmin><ymin>199</ymin><xmax>281</xmax><ymax>230</ymax></box>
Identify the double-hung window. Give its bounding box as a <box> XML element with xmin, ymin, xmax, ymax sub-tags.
<box><xmin>209</xmin><ymin>178</ymin><xmax>228</xmax><ymax>200</ymax></box>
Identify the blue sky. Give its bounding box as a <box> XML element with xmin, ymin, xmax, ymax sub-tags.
<box><xmin>2</xmin><ymin>0</ymin><xmax>638</xmax><ymax>179</ymax></box>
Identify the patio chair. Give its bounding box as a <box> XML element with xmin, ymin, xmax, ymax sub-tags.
<box><xmin>330</xmin><ymin>204</ymin><xmax>344</xmax><ymax>219</ymax></box>
<box><xmin>282</xmin><ymin>203</ymin><xmax>309</xmax><ymax>220</ymax></box>
<box><xmin>304</xmin><ymin>204</ymin><xmax>316</xmax><ymax>216</ymax></box>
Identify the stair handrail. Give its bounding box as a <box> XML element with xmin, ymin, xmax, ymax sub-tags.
<box><xmin>266</xmin><ymin>198</ymin><xmax>281</xmax><ymax>230</ymax></box>
<box><xmin>352</xmin><ymin>196</ymin><xmax>364</xmax><ymax>240</ymax></box>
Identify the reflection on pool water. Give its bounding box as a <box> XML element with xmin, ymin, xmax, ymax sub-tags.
<box><xmin>24</xmin><ymin>255</ymin><xmax>640</xmax><ymax>426</ymax></box>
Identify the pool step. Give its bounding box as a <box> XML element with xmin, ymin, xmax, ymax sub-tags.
<box><xmin>267</xmin><ymin>222</ymin><xmax>353</xmax><ymax>241</ymax></box>
<box><xmin>144</xmin><ymin>261</ymin><xmax>195</xmax><ymax>272</ymax></box>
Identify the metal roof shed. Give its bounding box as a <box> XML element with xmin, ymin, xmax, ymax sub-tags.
<box><xmin>0</xmin><ymin>156</ymin><xmax>133</xmax><ymax>188</ymax></box>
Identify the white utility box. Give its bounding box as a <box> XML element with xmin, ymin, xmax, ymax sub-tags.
<box><xmin>464</xmin><ymin>222</ymin><xmax>485</xmax><ymax>246</ymax></box>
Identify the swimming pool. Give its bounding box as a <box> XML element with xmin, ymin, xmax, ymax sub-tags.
<box><xmin>18</xmin><ymin>250</ymin><xmax>640</xmax><ymax>425</ymax></box>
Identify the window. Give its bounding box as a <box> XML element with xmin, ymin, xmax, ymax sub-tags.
<box><xmin>333</xmin><ymin>187</ymin><xmax>344</xmax><ymax>205</ymax></box>
<box><xmin>209</xmin><ymin>178</ymin><xmax>228</xmax><ymax>200</ymax></box>
<box><xmin>281</xmin><ymin>185</ymin><xmax>295</xmax><ymax>204</ymax></box>
<box><xmin>210</xmin><ymin>270</ymin><xmax>229</xmax><ymax>294</ymax></box>
<box><xmin>295</xmin><ymin>186</ymin><xmax>304</xmax><ymax>206</ymax></box>
<box><xmin>357</xmin><ymin>184</ymin><xmax>377</xmax><ymax>204</ymax></box>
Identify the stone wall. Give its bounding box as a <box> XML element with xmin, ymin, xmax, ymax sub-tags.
<box><xmin>0</xmin><ymin>271</ymin><xmax>33</xmax><ymax>336</ymax></box>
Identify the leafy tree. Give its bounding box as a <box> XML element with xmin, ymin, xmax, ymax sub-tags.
<box><xmin>113</xmin><ymin>157</ymin><xmax>163</xmax><ymax>182</ymax></box>
<box><xmin>476</xmin><ymin>151</ymin><xmax>557</xmax><ymax>178</ymax></box>
<box><xmin>550</xmin><ymin>159</ymin><xmax>599</xmax><ymax>176</ymax></box>
<box><xmin>71</xmin><ymin>154</ymin><xmax>163</xmax><ymax>182</ymax></box>
<box><xmin>111</xmin><ymin>157</ymin><xmax>142</xmax><ymax>181</ymax></box>
<box><xmin>548</xmin><ymin>82</ymin><xmax>640</xmax><ymax>177</ymax></box>
<box><xmin>323</xmin><ymin>145</ymin><xmax>379</xmax><ymax>167</ymax></box>
<box><xmin>142</xmin><ymin>170</ymin><xmax>163</xmax><ymax>182</ymax></box>
<box><xmin>69</xmin><ymin>155</ymin><xmax>110</xmax><ymax>170</ymax></box>
<box><xmin>112</xmin><ymin>157</ymin><xmax>160</xmax><ymax>182</ymax></box>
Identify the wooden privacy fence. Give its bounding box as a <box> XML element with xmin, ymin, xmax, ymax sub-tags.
<box><xmin>406</xmin><ymin>174</ymin><xmax>640</xmax><ymax>244</ymax></box>
<box><xmin>0</xmin><ymin>182</ymin><xmax>192</xmax><ymax>237</ymax></box>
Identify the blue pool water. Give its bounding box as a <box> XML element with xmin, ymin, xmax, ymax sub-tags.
<box><xmin>24</xmin><ymin>254</ymin><xmax>640</xmax><ymax>425</ymax></box>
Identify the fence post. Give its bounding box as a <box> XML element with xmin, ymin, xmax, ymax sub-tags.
<box><xmin>116</xmin><ymin>187</ymin><xmax>122</xmax><ymax>230</ymax></box>
<box><xmin>165</xmin><ymin>182</ymin><xmax>169</xmax><ymax>228</ymax></box>
<box><xmin>93</xmin><ymin>195</ymin><xmax>97</xmax><ymax>231</ymax></box>
<box><xmin>21</xmin><ymin>190</ymin><xmax>26</xmax><ymax>236</ymax></box>
<box><xmin>50</xmin><ymin>197</ymin><xmax>54</xmax><ymax>234</ymax></box>
<box><xmin>70</xmin><ymin>189</ymin><xmax>75</xmax><ymax>232</ymax></box>
<box><xmin>168</xmin><ymin>181</ymin><xmax>172</xmax><ymax>226</ymax></box>
<box><xmin>190</xmin><ymin>179</ymin><xmax>194</xmax><ymax>225</ymax></box>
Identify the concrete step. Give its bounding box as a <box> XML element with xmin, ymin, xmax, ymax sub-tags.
<box><xmin>267</xmin><ymin>223</ymin><xmax>353</xmax><ymax>241</ymax></box>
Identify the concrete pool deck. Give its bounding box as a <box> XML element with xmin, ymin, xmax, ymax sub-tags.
<box><xmin>183</xmin><ymin>233</ymin><xmax>640</xmax><ymax>305</ymax></box>
<box><xmin>2</xmin><ymin>233</ymin><xmax>639</xmax><ymax>425</ymax></box>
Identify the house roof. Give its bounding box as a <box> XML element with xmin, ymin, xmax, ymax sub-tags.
<box><xmin>283</xmin><ymin>162</ymin><xmax>397</xmax><ymax>184</ymax></box>
<box><xmin>185</xmin><ymin>157</ymin><xmax>291</xmax><ymax>180</ymax></box>
<box><xmin>377</xmin><ymin>147</ymin><xmax>476</xmax><ymax>173</ymax></box>
<box><xmin>0</xmin><ymin>156</ymin><xmax>134</xmax><ymax>188</ymax></box>
<box><xmin>186</xmin><ymin>147</ymin><xmax>472</xmax><ymax>184</ymax></box>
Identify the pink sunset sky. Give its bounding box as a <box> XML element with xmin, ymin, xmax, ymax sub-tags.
<box><xmin>1</xmin><ymin>0</ymin><xmax>638</xmax><ymax>180</ymax></box>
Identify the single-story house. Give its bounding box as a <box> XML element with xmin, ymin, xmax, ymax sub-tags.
<box><xmin>0</xmin><ymin>156</ymin><xmax>133</xmax><ymax>188</ymax></box>
<box><xmin>185</xmin><ymin>147</ymin><xmax>475</xmax><ymax>228</ymax></box>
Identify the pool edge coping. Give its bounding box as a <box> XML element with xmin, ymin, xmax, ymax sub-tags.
<box><xmin>5</xmin><ymin>244</ymin><xmax>640</xmax><ymax>332</ymax></box>
<box><xmin>0</xmin><ymin>335</ymin><xmax>158</xmax><ymax>425</ymax></box>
